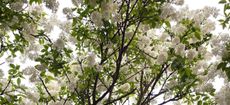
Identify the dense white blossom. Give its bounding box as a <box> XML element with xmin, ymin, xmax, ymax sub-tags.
<box><xmin>72</xmin><ymin>0</ymin><xmax>82</xmax><ymax>6</ymax></box>
<box><xmin>91</xmin><ymin>11</ymin><xmax>103</xmax><ymax>27</ymax></box>
<box><xmin>87</xmin><ymin>52</ymin><xmax>96</xmax><ymax>66</ymax></box>
<box><xmin>157</xmin><ymin>52</ymin><xmax>168</xmax><ymax>64</ymax></box>
<box><xmin>172</xmin><ymin>0</ymin><xmax>184</xmax><ymax>5</ymax></box>
<box><xmin>44</xmin><ymin>0</ymin><xmax>59</xmax><ymax>12</ymax></box>
<box><xmin>160</xmin><ymin>3</ymin><xmax>176</xmax><ymax>19</ymax></box>
<box><xmin>46</xmin><ymin>80</ymin><xmax>61</xmax><ymax>96</ymax></box>
<box><xmin>201</xmin><ymin>20</ymin><xmax>216</xmax><ymax>34</ymax></box>
<box><xmin>186</xmin><ymin>48</ymin><xmax>197</xmax><ymax>60</ymax></box>
<box><xmin>172</xmin><ymin>24</ymin><xmax>187</xmax><ymax>35</ymax></box>
<box><xmin>22</xmin><ymin>66</ymin><xmax>36</xmax><ymax>75</ymax></box>
<box><xmin>53</xmin><ymin>38</ymin><xmax>65</xmax><ymax>50</ymax></box>
<box><xmin>175</xmin><ymin>43</ymin><xmax>185</xmax><ymax>56</ymax></box>
<box><xmin>215</xmin><ymin>85</ymin><xmax>230</xmax><ymax>105</ymax></box>
<box><xmin>10</xmin><ymin>0</ymin><xmax>24</xmax><ymax>11</ymax></box>
<box><xmin>119</xmin><ymin>83</ymin><xmax>130</xmax><ymax>91</ymax></box>
<box><xmin>171</xmin><ymin>36</ymin><xmax>180</xmax><ymax>47</ymax></box>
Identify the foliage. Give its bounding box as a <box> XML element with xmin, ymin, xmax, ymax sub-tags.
<box><xmin>0</xmin><ymin>0</ymin><xmax>229</xmax><ymax>105</ymax></box>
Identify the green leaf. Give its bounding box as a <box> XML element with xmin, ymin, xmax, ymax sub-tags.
<box><xmin>194</xmin><ymin>31</ymin><xmax>201</xmax><ymax>40</ymax></box>
<box><xmin>225</xmin><ymin>69</ymin><xmax>230</xmax><ymax>80</ymax></box>
<box><xmin>197</xmin><ymin>100</ymin><xmax>202</xmax><ymax>105</ymax></box>
<box><xmin>9</xmin><ymin>64</ymin><xmax>15</xmax><ymax>68</ymax></box>
<box><xmin>29</xmin><ymin>0</ymin><xmax>42</xmax><ymax>4</ymax></box>
<box><xmin>165</xmin><ymin>20</ymin><xmax>171</xmax><ymax>27</ymax></box>
<box><xmin>17</xmin><ymin>78</ymin><xmax>21</xmax><ymax>85</ymax></box>
<box><xmin>219</xmin><ymin>0</ymin><xmax>227</xmax><ymax>4</ymax></box>
<box><xmin>217</xmin><ymin>62</ymin><xmax>227</xmax><ymax>70</ymax></box>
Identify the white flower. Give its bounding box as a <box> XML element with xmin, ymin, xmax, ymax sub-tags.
<box><xmin>201</xmin><ymin>20</ymin><xmax>215</xmax><ymax>34</ymax></box>
<box><xmin>126</xmin><ymin>32</ymin><xmax>133</xmax><ymax>39</ymax></box>
<box><xmin>46</xmin><ymin>80</ymin><xmax>61</xmax><ymax>96</ymax></box>
<box><xmin>22</xmin><ymin>67</ymin><xmax>36</xmax><ymax>75</ymax></box>
<box><xmin>186</xmin><ymin>48</ymin><xmax>197</xmax><ymax>60</ymax></box>
<box><xmin>44</xmin><ymin>0</ymin><xmax>59</xmax><ymax>12</ymax></box>
<box><xmin>171</xmin><ymin>36</ymin><xmax>180</xmax><ymax>47</ymax></box>
<box><xmin>63</xmin><ymin>8</ymin><xmax>73</xmax><ymax>19</ymax></box>
<box><xmin>156</xmin><ymin>52</ymin><xmax>168</xmax><ymax>65</ymax></box>
<box><xmin>29</xmin><ymin>72</ymin><xmax>39</xmax><ymax>82</ymax></box>
<box><xmin>97</xmin><ymin>83</ymin><xmax>107</xmax><ymax>93</ymax></box>
<box><xmin>22</xmin><ymin>23</ymin><xmax>37</xmax><ymax>42</ymax></box>
<box><xmin>175</xmin><ymin>43</ymin><xmax>185</xmax><ymax>57</ymax></box>
<box><xmin>63</xmin><ymin>8</ymin><xmax>72</xmax><ymax>14</ymax></box>
<box><xmin>119</xmin><ymin>83</ymin><xmax>130</xmax><ymax>91</ymax></box>
<box><xmin>49</xmin><ymin>101</ymin><xmax>64</xmax><ymax>105</ymax></box>
<box><xmin>53</xmin><ymin>38</ymin><xmax>65</xmax><ymax>50</ymax></box>
<box><xmin>203</xmin><ymin>6</ymin><xmax>219</xmax><ymax>18</ymax></box>
<box><xmin>6</xmin><ymin>57</ymin><xmax>14</xmax><ymax>63</ymax></box>
<box><xmin>70</xmin><ymin>63</ymin><xmax>81</xmax><ymax>73</ymax></box>
<box><xmin>172</xmin><ymin>0</ymin><xmax>184</xmax><ymax>5</ymax></box>
<box><xmin>10</xmin><ymin>1</ymin><xmax>24</xmax><ymax>11</ymax></box>
<box><xmin>96</xmin><ymin>64</ymin><xmax>103</xmax><ymax>72</ymax></box>
<box><xmin>87</xmin><ymin>52</ymin><xmax>96</xmax><ymax>66</ymax></box>
<box><xmin>27</xmin><ymin>51</ymin><xmax>39</xmax><ymax>60</ymax></box>
<box><xmin>35</xmin><ymin>64</ymin><xmax>46</xmax><ymax>71</ymax></box>
<box><xmin>72</xmin><ymin>0</ymin><xmax>82</xmax><ymax>6</ymax></box>
<box><xmin>211</xmin><ymin>36</ymin><xmax>220</xmax><ymax>46</ymax></box>
<box><xmin>59</xmin><ymin>21</ymin><xmax>72</xmax><ymax>33</ymax></box>
<box><xmin>215</xmin><ymin>85</ymin><xmax>230</xmax><ymax>105</ymax></box>
<box><xmin>26</xmin><ymin>90</ymin><xmax>39</xmax><ymax>102</ymax></box>
<box><xmin>91</xmin><ymin>11</ymin><xmax>103</xmax><ymax>27</ymax></box>
<box><xmin>159</xmin><ymin>32</ymin><xmax>169</xmax><ymax>41</ymax></box>
<box><xmin>160</xmin><ymin>3</ymin><xmax>176</xmax><ymax>19</ymax></box>
<box><xmin>165</xmin><ymin>80</ymin><xmax>177</xmax><ymax>89</ymax></box>
<box><xmin>138</xmin><ymin>35</ymin><xmax>151</xmax><ymax>47</ymax></box>
<box><xmin>220</xmin><ymin>33</ymin><xmax>230</xmax><ymax>42</ymax></box>
<box><xmin>172</xmin><ymin>24</ymin><xmax>187</xmax><ymax>35</ymax></box>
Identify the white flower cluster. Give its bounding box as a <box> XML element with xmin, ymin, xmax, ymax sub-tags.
<box><xmin>46</xmin><ymin>80</ymin><xmax>61</xmax><ymax>96</ymax></box>
<box><xmin>160</xmin><ymin>3</ymin><xmax>176</xmax><ymax>19</ymax></box>
<box><xmin>91</xmin><ymin>11</ymin><xmax>103</xmax><ymax>27</ymax></box>
<box><xmin>186</xmin><ymin>48</ymin><xmax>197</xmax><ymax>60</ymax></box>
<box><xmin>40</xmin><ymin>14</ymin><xmax>59</xmax><ymax>33</ymax></box>
<box><xmin>22</xmin><ymin>66</ymin><xmax>39</xmax><ymax>82</ymax></box>
<box><xmin>215</xmin><ymin>84</ymin><xmax>230</xmax><ymax>105</ymax></box>
<box><xmin>119</xmin><ymin>83</ymin><xmax>130</xmax><ymax>92</ymax></box>
<box><xmin>195</xmin><ymin>82</ymin><xmax>214</xmax><ymax>93</ymax></box>
<box><xmin>63</xmin><ymin>7</ymin><xmax>74</xmax><ymax>19</ymax></box>
<box><xmin>210</xmin><ymin>34</ymin><xmax>230</xmax><ymax>56</ymax></box>
<box><xmin>171</xmin><ymin>0</ymin><xmax>184</xmax><ymax>5</ymax></box>
<box><xmin>87</xmin><ymin>52</ymin><xmax>96</xmax><ymax>67</ymax></box>
<box><xmin>90</xmin><ymin>0</ymin><xmax>119</xmax><ymax>27</ymax></box>
<box><xmin>9</xmin><ymin>0</ymin><xmax>24</xmax><ymax>11</ymax></box>
<box><xmin>72</xmin><ymin>0</ymin><xmax>83</xmax><ymax>6</ymax></box>
<box><xmin>21</xmin><ymin>23</ymin><xmax>37</xmax><ymax>42</ymax></box>
<box><xmin>53</xmin><ymin>38</ymin><xmax>65</xmax><ymax>50</ymax></box>
<box><xmin>44</xmin><ymin>0</ymin><xmax>59</xmax><ymax>12</ymax></box>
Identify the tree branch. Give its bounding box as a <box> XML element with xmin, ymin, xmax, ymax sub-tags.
<box><xmin>39</xmin><ymin>76</ymin><xmax>56</xmax><ymax>102</ymax></box>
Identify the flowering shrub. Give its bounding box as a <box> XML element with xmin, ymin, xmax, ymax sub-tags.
<box><xmin>0</xmin><ymin>0</ymin><xmax>229</xmax><ymax>105</ymax></box>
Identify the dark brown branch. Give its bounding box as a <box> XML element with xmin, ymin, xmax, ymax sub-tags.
<box><xmin>141</xmin><ymin>64</ymin><xmax>169</xmax><ymax>104</ymax></box>
<box><xmin>92</xmin><ymin>73</ymin><xmax>99</xmax><ymax>104</ymax></box>
<box><xmin>0</xmin><ymin>79</ymin><xmax>11</xmax><ymax>95</ymax></box>
<box><xmin>105</xmin><ymin>89</ymin><xmax>136</xmax><ymax>105</ymax></box>
<box><xmin>158</xmin><ymin>93</ymin><xmax>186</xmax><ymax>105</ymax></box>
<box><xmin>39</xmin><ymin>76</ymin><xmax>56</xmax><ymax>102</ymax></box>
